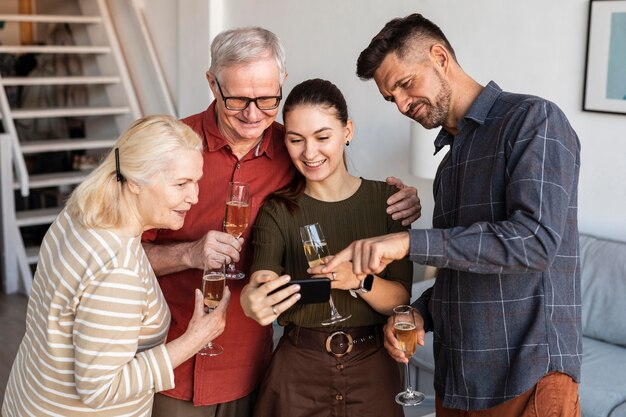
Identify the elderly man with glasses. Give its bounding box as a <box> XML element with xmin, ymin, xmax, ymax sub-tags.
<box><xmin>143</xmin><ymin>27</ymin><xmax>422</xmax><ymax>417</ymax></box>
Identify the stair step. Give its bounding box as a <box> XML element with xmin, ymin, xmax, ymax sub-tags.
<box><xmin>11</xmin><ymin>106</ymin><xmax>130</xmax><ymax>119</ymax></box>
<box><xmin>14</xmin><ymin>171</ymin><xmax>90</xmax><ymax>190</ymax></box>
<box><xmin>21</xmin><ymin>138</ymin><xmax>116</xmax><ymax>154</ymax></box>
<box><xmin>25</xmin><ymin>246</ymin><xmax>39</xmax><ymax>264</ymax></box>
<box><xmin>16</xmin><ymin>207</ymin><xmax>61</xmax><ymax>227</ymax></box>
<box><xmin>0</xmin><ymin>45</ymin><xmax>111</xmax><ymax>54</ymax></box>
<box><xmin>0</xmin><ymin>4</ymin><xmax>144</xmax><ymax>291</ymax></box>
<box><xmin>0</xmin><ymin>14</ymin><xmax>102</xmax><ymax>24</ymax></box>
<box><xmin>1</xmin><ymin>76</ymin><xmax>121</xmax><ymax>86</ymax></box>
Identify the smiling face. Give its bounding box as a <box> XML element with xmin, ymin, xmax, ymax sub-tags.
<box><xmin>284</xmin><ymin>105</ymin><xmax>352</xmax><ymax>186</ymax></box>
<box><xmin>208</xmin><ymin>57</ymin><xmax>282</xmax><ymax>144</ymax></box>
<box><xmin>373</xmin><ymin>51</ymin><xmax>452</xmax><ymax>129</ymax></box>
<box><xmin>132</xmin><ymin>149</ymin><xmax>203</xmax><ymax>231</ymax></box>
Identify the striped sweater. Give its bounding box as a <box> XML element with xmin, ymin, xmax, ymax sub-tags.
<box><xmin>2</xmin><ymin>209</ymin><xmax>174</xmax><ymax>417</ymax></box>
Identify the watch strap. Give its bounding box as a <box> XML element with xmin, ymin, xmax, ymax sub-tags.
<box><xmin>349</xmin><ymin>274</ymin><xmax>374</xmax><ymax>297</ymax></box>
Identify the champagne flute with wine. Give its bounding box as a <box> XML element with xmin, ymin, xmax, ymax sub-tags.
<box><xmin>393</xmin><ymin>305</ymin><xmax>425</xmax><ymax>406</ymax></box>
<box><xmin>223</xmin><ymin>182</ymin><xmax>250</xmax><ymax>280</ymax></box>
<box><xmin>299</xmin><ymin>223</ymin><xmax>351</xmax><ymax>325</ymax></box>
<box><xmin>198</xmin><ymin>267</ymin><xmax>226</xmax><ymax>356</ymax></box>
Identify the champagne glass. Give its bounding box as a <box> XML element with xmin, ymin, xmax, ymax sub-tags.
<box><xmin>393</xmin><ymin>305</ymin><xmax>425</xmax><ymax>406</ymax></box>
<box><xmin>299</xmin><ymin>223</ymin><xmax>351</xmax><ymax>326</ymax></box>
<box><xmin>223</xmin><ymin>182</ymin><xmax>250</xmax><ymax>280</ymax></box>
<box><xmin>197</xmin><ymin>267</ymin><xmax>226</xmax><ymax>356</ymax></box>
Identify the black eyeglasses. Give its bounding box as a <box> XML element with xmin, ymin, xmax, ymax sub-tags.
<box><xmin>215</xmin><ymin>79</ymin><xmax>282</xmax><ymax>111</ymax></box>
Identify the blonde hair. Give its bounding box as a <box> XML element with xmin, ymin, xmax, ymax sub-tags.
<box><xmin>66</xmin><ymin>115</ymin><xmax>203</xmax><ymax>229</ymax></box>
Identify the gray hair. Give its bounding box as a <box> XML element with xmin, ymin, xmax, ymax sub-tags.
<box><xmin>209</xmin><ymin>27</ymin><xmax>287</xmax><ymax>82</ymax></box>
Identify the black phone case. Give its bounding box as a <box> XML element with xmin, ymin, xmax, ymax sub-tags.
<box><xmin>269</xmin><ymin>278</ymin><xmax>331</xmax><ymax>304</ymax></box>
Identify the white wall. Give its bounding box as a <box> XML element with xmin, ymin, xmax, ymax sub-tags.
<box><xmin>144</xmin><ymin>0</ymin><xmax>626</xmax><ymax>242</ymax></box>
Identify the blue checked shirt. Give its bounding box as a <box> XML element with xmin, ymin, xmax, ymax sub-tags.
<box><xmin>410</xmin><ymin>81</ymin><xmax>582</xmax><ymax>410</ymax></box>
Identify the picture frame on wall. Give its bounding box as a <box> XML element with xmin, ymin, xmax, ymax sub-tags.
<box><xmin>583</xmin><ymin>0</ymin><xmax>626</xmax><ymax>115</ymax></box>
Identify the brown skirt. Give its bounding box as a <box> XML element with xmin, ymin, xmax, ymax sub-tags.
<box><xmin>253</xmin><ymin>325</ymin><xmax>404</xmax><ymax>417</ymax></box>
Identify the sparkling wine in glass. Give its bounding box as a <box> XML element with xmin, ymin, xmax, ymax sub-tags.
<box><xmin>197</xmin><ymin>268</ymin><xmax>225</xmax><ymax>356</ymax></box>
<box><xmin>223</xmin><ymin>182</ymin><xmax>250</xmax><ymax>280</ymax></box>
<box><xmin>299</xmin><ymin>223</ymin><xmax>351</xmax><ymax>326</ymax></box>
<box><xmin>393</xmin><ymin>305</ymin><xmax>425</xmax><ymax>406</ymax></box>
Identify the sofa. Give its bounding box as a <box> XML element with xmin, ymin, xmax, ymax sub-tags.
<box><xmin>409</xmin><ymin>233</ymin><xmax>626</xmax><ymax>417</ymax></box>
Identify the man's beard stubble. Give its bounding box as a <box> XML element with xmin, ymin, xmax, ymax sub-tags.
<box><xmin>406</xmin><ymin>70</ymin><xmax>452</xmax><ymax>130</ymax></box>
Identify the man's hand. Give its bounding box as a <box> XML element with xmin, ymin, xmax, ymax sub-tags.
<box><xmin>321</xmin><ymin>231</ymin><xmax>410</xmax><ymax>276</ymax></box>
<box><xmin>187</xmin><ymin>231</ymin><xmax>243</xmax><ymax>270</ymax></box>
<box><xmin>240</xmin><ymin>272</ymin><xmax>301</xmax><ymax>326</ymax></box>
<box><xmin>386</xmin><ymin>176</ymin><xmax>421</xmax><ymax>226</ymax></box>
<box><xmin>307</xmin><ymin>258</ymin><xmax>361</xmax><ymax>290</ymax></box>
<box><xmin>383</xmin><ymin>310</ymin><xmax>426</xmax><ymax>363</ymax></box>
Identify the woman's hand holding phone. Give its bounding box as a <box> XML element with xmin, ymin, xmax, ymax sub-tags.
<box><xmin>240</xmin><ymin>272</ymin><xmax>301</xmax><ymax>326</ymax></box>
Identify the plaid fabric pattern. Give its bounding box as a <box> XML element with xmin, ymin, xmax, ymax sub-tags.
<box><xmin>410</xmin><ymin>82</ymin><xmax>582</xmax><ymax>411</ymax></box>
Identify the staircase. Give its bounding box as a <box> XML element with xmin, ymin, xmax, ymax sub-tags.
<box><xmin>0</xmin><ymin>0</ymin><xmax>141</xmax><ymax>294</ymax></box>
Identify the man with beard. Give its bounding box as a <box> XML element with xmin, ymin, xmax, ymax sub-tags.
<box><xmin>320</xmin><ymin>13</ymin><xmax>582</xmax><ymax>417</ymax></box>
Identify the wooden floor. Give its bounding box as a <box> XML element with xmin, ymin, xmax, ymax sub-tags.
<box><xmin>0</xmin><ymin>292</ymin><xmax>28</xmax><ymax>404</ymax></box>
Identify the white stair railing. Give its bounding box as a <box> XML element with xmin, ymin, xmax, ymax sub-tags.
<box><xmin>1</xmin><ymin>136</ymin><xmax>32</xmax><ymax>295</ymax></box>
<box><xmin>105</xmin><ymin>0</ymin><xmax>176</xmax><ymax>116</ymax></box>
<box><xmin>95</xmin><ymin>0</ymin><xmax>141</xmax><ymax>119</ymax></box>
<box><xmin>0</xmin><ymin>0</ymin><xmax>150</xmax><ymax>295</ymax></box>
<box><xmin>0</xmin><ymin>77</ymin><xmax>30</xmax><ymax>197</ymax></box>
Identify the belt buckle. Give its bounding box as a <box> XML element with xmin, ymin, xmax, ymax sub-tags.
<box><xmin>325</xmin><ymin>331</ymin><xmax>353</xmax><ymax>358</ymax></box>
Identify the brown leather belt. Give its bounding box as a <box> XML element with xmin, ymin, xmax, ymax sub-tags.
<box><xmin>285</xmin><ymin>324</ymin><xmax>383</xmax><ymax>359</ymax></box>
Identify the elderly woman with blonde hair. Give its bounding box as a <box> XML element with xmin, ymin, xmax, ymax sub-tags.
<box><xmin>2</xmin><ymin>115</ymin><xmax>230</xmax><ymax>417</ymax></box>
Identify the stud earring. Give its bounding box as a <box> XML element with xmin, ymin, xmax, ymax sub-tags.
<box><xmin>345</xmin><ymin>141</ymin><xmax>350</xmax><ymax>146</ymax></box>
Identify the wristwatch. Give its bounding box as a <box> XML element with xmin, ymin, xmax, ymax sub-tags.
<box><xmin>349</xmin><ymin>274</ymin><xmax>374</xmax><ymax>298</ymax></box>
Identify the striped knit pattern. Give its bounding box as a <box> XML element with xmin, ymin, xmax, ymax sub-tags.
<box><xmin>2</xmin><ymin>209</ymin><xmax>174</xmax><ymax>417</ymax></box>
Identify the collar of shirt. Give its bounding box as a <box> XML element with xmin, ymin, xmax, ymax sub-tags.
<box><xmin>434</xmin><ymin>129</ymin><xmax>452</xmax><ymax>155</ymax></box>
<box><xmin>434</xmin><ymin>80</ymin><xmax>503</xmax><ymax>154</ymax></box>
<box><xmin>462</xmin><ymin>80</ymin><xmax>502</xmax><ymax>127</ymax></box>
<box><xmin>201</xmin><ymin>101</ymin><xmax>277</xmax><ymax>159</ymax></box>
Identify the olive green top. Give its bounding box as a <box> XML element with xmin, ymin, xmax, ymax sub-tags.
<box><xmin>251</xmin><ymin>179</ymin><xmax>413</xmax><ymax>328</ymax></box>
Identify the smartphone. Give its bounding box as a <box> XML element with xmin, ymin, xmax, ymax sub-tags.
<box><xmin>268</xmin><ymin>277</ymin><xmax>331</xmax><ymax>305</ymax></box>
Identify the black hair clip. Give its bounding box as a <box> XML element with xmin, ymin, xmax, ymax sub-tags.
<box><xmin>115</xmin><ymin>148</ymin><xmax>125</xmax><ymax>182</ymax></box>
